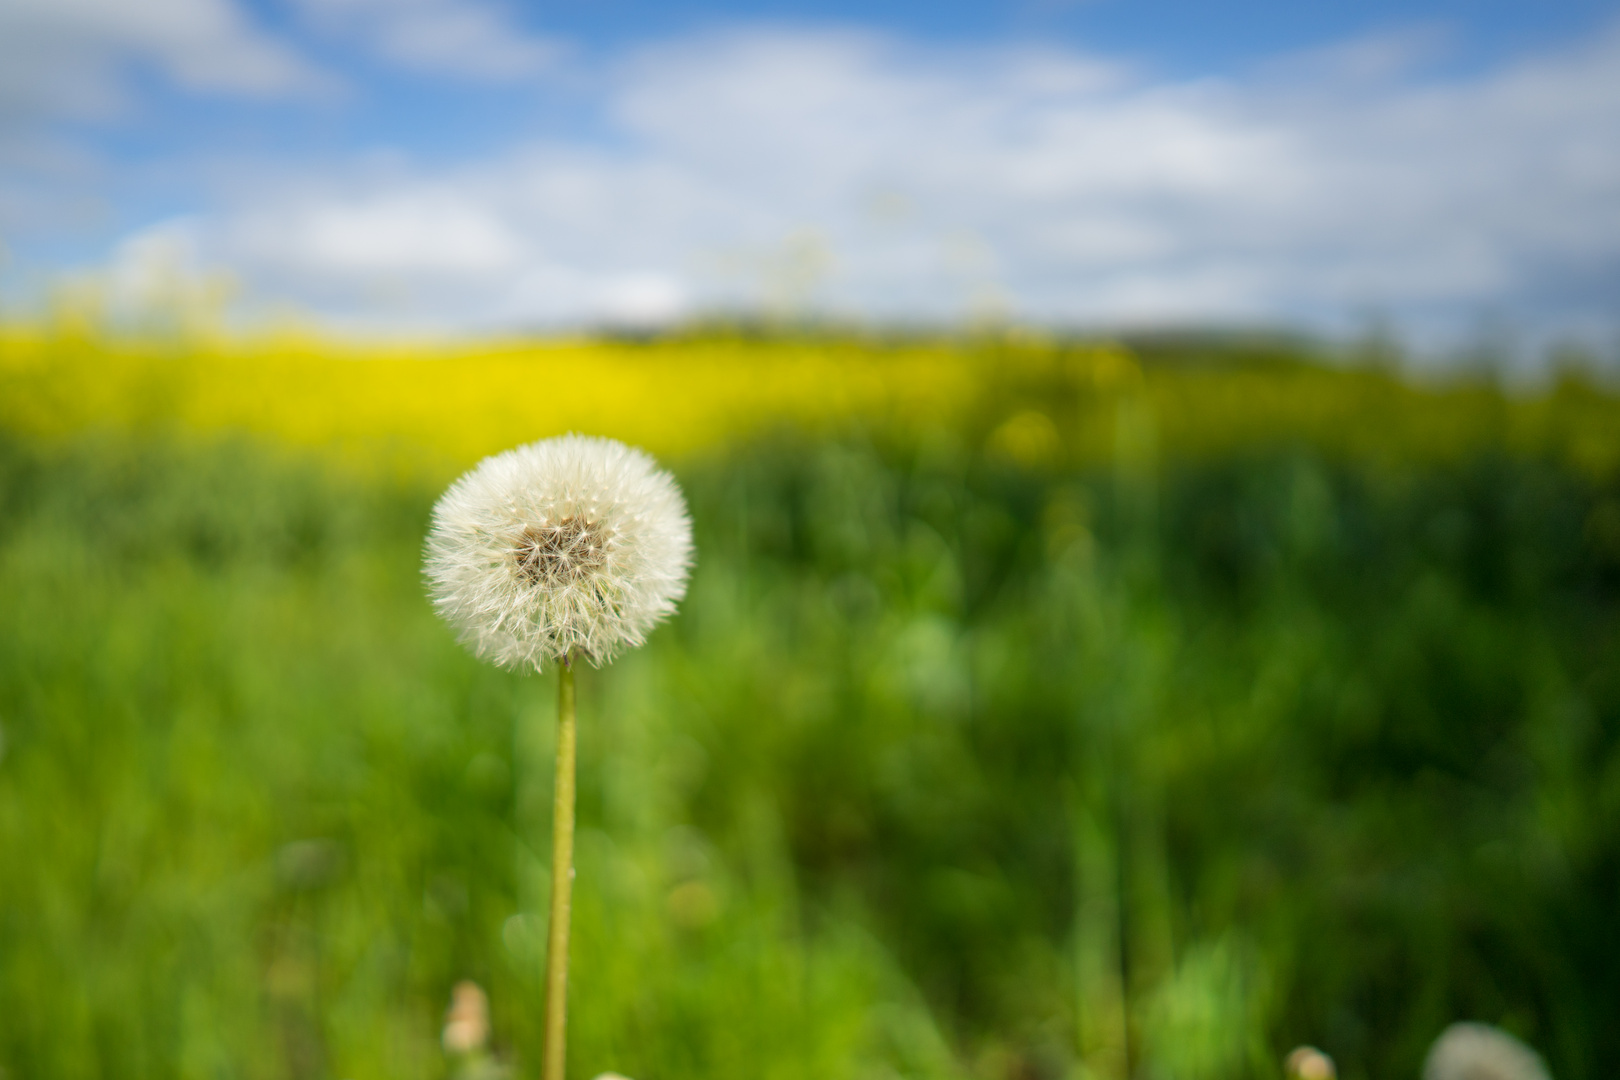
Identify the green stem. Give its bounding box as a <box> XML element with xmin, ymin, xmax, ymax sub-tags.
<box><xmin>542</xmin><ymin>658</ymin><xmax>576</xmax><ymax>1080</ymax></box>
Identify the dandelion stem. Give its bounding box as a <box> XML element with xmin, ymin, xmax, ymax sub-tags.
<box><xmin>542</xmin><ymin>657</ymin><xmax>576</xmax><ymax>1080</ymax></box>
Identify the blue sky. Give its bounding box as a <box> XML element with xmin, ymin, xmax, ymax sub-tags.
<box><xmin>3</xmin><ymin>0</ymin><xmax>1618</xmax><ymax>349</ymax></box>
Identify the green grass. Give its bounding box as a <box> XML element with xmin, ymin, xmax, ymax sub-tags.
<box><xmin>2</xmin><ymin>396</ymin><xmax>1619</xmax><ymax>1079</ymax></box>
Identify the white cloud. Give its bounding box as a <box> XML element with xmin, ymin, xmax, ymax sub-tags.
<box><xmin>295</xmin><ymin>0</ymin><xmax>562</xmax><ymax>81</ymax></box>
<box><xmin>0</xmin><ymin>0</ymin><xmax>322</xmax><ymax>122</ymax></box>
<box><xmin>0</xmin><ymin>0</ymin><xmax>328</xmax><ymax>273</ymax></box>
<box><xmin>89</xmin><ymin>23</ymin><xmax>1620</xmax><ymax>340</ymax></box>
<box><xmin>234</xmin><ymin>188</ymin><xmax>524</xmax><ymax>276</ymax></box>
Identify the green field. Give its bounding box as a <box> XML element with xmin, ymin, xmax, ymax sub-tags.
<box><xmin>2</xmin><ymin>334</ymin><xmax>1618</xmax><ymax>1080</ymax></box>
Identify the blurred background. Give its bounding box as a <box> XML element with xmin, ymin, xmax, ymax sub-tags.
<box><xmin>2</xmin><ymin>2</ymin><xmax>1620</xmax><ymax>1079</ymax></box>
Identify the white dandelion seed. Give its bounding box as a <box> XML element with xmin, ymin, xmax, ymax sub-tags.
<box><xmin>425</xmin><ymin>434</ymin><xmax>690</xmax><ymax>1080</ymax></box>
<box><xmin>425</xmin><ymin>434</ymin><xmax>693</xmax><ymax>670</ymax></box>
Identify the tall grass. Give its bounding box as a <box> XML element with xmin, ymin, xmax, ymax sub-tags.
<box><xmin>1</xmin><ymin>324</ymin><xmax>1618</xmax><ymax>1079</ymax></box>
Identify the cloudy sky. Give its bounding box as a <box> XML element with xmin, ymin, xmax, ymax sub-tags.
<box><xmin>3</xmin><ymin>0</ymin><xmax>1618</xmax><ymax>344</ymax></box>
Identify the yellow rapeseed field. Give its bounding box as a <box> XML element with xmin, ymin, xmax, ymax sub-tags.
<box><xmin>0</xmin><ymin>321</ymin><xmax>991</xmax><ymax>467</ymax></box>
<box><xmin>3</xmin><ymin>315</ymin><xmax>1617</xmax><ymax>478</ymax></box>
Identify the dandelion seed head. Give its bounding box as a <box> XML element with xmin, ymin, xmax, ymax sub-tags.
<box><xmin>425</xmin><ymin>434</ymin><xmax>693</xmax><ymax>670</ymax></box>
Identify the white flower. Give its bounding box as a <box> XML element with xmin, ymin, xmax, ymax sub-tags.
<box><xmin>1285</xmin><ymin>1047</ymin><xmax>1336</xmax><ymax>1080</ymax></box>
<box><xmin>442</xmin><ymin>980</ymin><xmax>490</xmax><ymax>1055</ymax></box>
<box><xmin>1424</xmin><ymin>1023</ymin><xmax>1549</xmax><ymax>1080</ymax></box>
<box><xmin>425</xmin><ymin>434</ymin><xmax>693</xmax><ymax>670</ymax></box>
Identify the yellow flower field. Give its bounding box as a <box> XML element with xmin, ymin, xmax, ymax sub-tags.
<box><xmin>2</xmin><ymin>317</ymin><xmax>1617</xmax><ymax>478</ymax></box>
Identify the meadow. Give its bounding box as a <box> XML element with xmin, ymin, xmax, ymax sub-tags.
<box><xmin>1</xmin><ymin>319</ymin><xmax>1618</xmax><ymax>1080</ymax></box>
